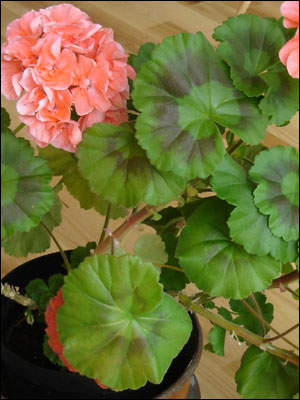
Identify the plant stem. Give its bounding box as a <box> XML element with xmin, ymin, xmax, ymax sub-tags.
<box><xmin>263</xmin><ymin>323</ymin><xmax>299</xmax><ymax>344</ymax></box>
<box><xmin>155</xmin><ymin>264</ymin><xmax>184</xmax><ymax>273</ymax></box>
<box><xmin>269</xmin><ymin>270</ymin><xmax>299</xmax><ymax>289</ymax></box>
<box><xmin>127</xmin><ymin>110</ymin><xmax>140</xmax><ymax>116</ymax></box>
<box><xmin>40</xmin><ymin>222</ymin><xmax>71</xmax><ymax>273</ymax></box>
<box><xmin>178</xmin><ymin>293</ymin><xmax>299</xmax><ymax>367</ymax></box>
<box><xmin>241</xmin><ymin>299</ymin><xmax>299</xmax><ymax>350</ymax></box>
<box><xmin>98</xmin><ymin>203</ymin><xmax>111</xmax><ymax>245</ymax></box>
<box><xmin>249</xmin><ymin>294</ymin><xmax>266</xmax><ymax>336</ymax></box>
<box><xmin>1</xmin><ymin>283</ymin><xmax>36</xmax><ymax>308</ymax></box>
<box><xmin>227</xmin><ymin>139</ymin><xmax>244</xmax><ymax>155</ymax></box>
<box><xmin>94</xmin><ymin>204</ymin><xmax>165</xmax><ymax>254</ymax></box>
<box><xmin>12</xmin><ymin>122</ymin><xmax>25</xmax><ymax>135</ymax></box>
<box><xmin>241</xmin><ymin>157</ymin><xmax>254</xmax><ymax>166</ymax></box>
<box><xmin>285</xmin><ymin>286</ymin><xmax>299</xmax><ymax>298</ymax></box>
<box><xmin>111</xmin><ymin>236</ymin><xmax>115</xmax><ymax>256</ymax></box>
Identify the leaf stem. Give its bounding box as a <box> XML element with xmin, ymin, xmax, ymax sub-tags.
<box><xmin>249</xmin><ymin>294</ymin><xmax>266</xmax><ymax>336</ymax></box>
<box><xmin>98</xmin><ymin>203</ymin><xmax>111</xmax><ymax>245</ymax></box>
<box><xmin>94</xmin><ymin>204</ymin><xmax>166</xmax><ymax>254</ymax></box>
<box><xmin>263</xmin><ymin>323</ymin><xmax>299</xmax><ymax>344</ymax></box>
<box><xmin>285</xmin><ymin>286</ymin><xmax>299</xmax><ymax>298</ymax></box>
<box><xmin>40</xmin><ymin>222</ymin><xmax>71</xmax><ymax>273</ymax></box>
<box><xmin>227</xmin><ymin>139</ymin><xmax>244</xmax><ymax>155</ymax></box>
<box><xmin>269</xmin><ymin>270</ymin><xmax>299</xmax><ymax>289</ymax></box>
<box><xmin>155</xmin><ymin>264</ymin><xmax>184</xmax><ymax>273</ymax></box>
<box><xmin>178</xmin><ymin>293</ymin><xmax>299</xmax><ymax>367</ymax></box>
<box><xmin>127</xmin><ymin>110</ymin><xmax>140</xmax><ymax>116</ymax></box>
<box><xmin>241</xmin><ymin>299</ymin><xmax>299</xmax><ymax>350</ymax></box>
<box><xmin>12</xmin><ymin>122</ymin><xmax>25</xmax><ymax>135</ymax></box>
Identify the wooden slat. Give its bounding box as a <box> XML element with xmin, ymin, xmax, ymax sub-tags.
<box><xmin>1</xmin><ymin>2</ymin><xmax>299</xmax><ymax>399</ymax></box>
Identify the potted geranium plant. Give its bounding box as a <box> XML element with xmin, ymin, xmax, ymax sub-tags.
<box><xmin>1</xmin><ymin>1</ymin><xmax>299</xmax><ymax>399</ymax></box>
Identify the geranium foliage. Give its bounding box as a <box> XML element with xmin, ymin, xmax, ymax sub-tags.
<box><xmin>213</xmin><ymin>14</ymin><xmax>299</xmax><ymax>126</ymax></box>
<box><xmin>176</xmin><ymin>197</ymin><xmax>281</xmax><ymax>299</ymax></box>
<box><xmin>1</xmin><ymin>131</ymin><xmax>54</xmax><ymax>239</ymax></box>
<box><xmin>132</xmin><ymin>32</ymin><xmax>268</xmax><ymax>180</ymax></box>
<box><xmin>235</xmin><ymin>346</ymin><xmax>299</xmax><ymax>399</ymax></box>
<box><xmin>249</xmin><ymin>146</ymin><xmax>299</xmax><ymax>241</ymax></box>
<box><xmin>57</xmin><ymin>254</ymin><xmax>192</xmax><ymax>391</ymax></box>
<box><xmin>77</xmin><ymin>123</ymin><xmax>186</xmax><ymax>208</ymax></box>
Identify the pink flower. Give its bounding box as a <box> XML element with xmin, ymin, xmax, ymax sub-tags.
<box><xmin>281</xmin><ymin>1</ymin><xmax>299</xmax><ymax>28</ymax></box>
<box><xmin>78</xmin><ymin>108</ymin><xmax>128</xmax><ymax>132</ymax></box>
<box><xmin>279</xmin><ymin>1</ymin><xmax>299</xmax><ymax>78</ymax></box>
<box><xmin>1</xmin><ymin>3</ymin><xmax>136</xmax><ymax>152</ymax></box>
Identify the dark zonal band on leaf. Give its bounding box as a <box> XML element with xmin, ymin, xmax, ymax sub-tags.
<box><xmin>132</xmin><ymin>31</ymin><xmax>268</xmax><ymax>180</ymax></box>
<box><xmin>77</xmin><ymin>122</ymin><xmax>186</xmax><ymax>208</ymax></box>
<box><xmin>1</xmin><ymin>131</ymin><xmax>54</xmax><ymax>240</ymax></box>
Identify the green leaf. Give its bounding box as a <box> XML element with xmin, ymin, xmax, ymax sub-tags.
<box><xmin>281</xmin><ymin>263</ymin><xmax>295</xmax><ymax>274</ymax></box>
<box><xmin>1</xmin><ymin>107</ymin><xmax>11</xmax><ymax>130</ymax></box>
<box><xmin>143</xmin><ymin>206</ymin><xmax>182</xmax><ymax>235</ymax></box>
<box><xmin>208</xmin><ymin>307</ymin><xmax>233</xmax><ymax>356</ymax></box>
<box><xmin>259</xmin><ymin>63</ymin><xmax>299</xmax><ymax>126</ymax></box>
<box><xmin>57</xmin><ymin>254</ymin><xmax>192</xmax><ymax>391</ymax></box>
<box><xmin>25</xmin><ymin>278</ymin><xmax>49</xmax><ymax>304</ymax></box>
<box><xmin>134</xmin><ymin>233</ymin><xmax>168</xmax><ymax>265</ymax></box>
<box><xmin>48</xmin><ymin>274</ymin><xmax>65</xmax><ymax>295</ymax></box>
<box><xmin>77</xmin><ymin>123</ymin><xmax>186</xmax><ymax>208</ymax></box>
<box><xmin>249</xmin><ymin>146</ymin><xmax>299</xmax><ymax>241</ymax></box>
<box><xmin>159</xmin><ymin>232</ymin><xmax>189</xmax><ymax>291</ymax></box>
<box><xmin>213</xmin><ymin>14</ymin><xmax>286</xmax><ymax>97</ymax></box>
<box><xmin>228</xmin><ymin>195</ymin><xmax>298</xmax><ymax>262</ymax></box>
<box><xmin>176</xmin><ymin>197</ymin><xmax>281</xmax><ymax>299</ymax></box>
<box><xmin>235</xmin><ymin>346</ymin><xmax>299</xmax><ymax>399</ymax></box>
<box><xmin>232</xmin><ymin>143</ymin><xmax>268</xmax><ymax>171</ymax></box>
<box><xmin>43</xmin><ymin>333</ymin><xmax>64</xmax><ymax>367</ymax></box>
<box><xmin>70</xmin><ymin>242</ymin><xmax>97</xmax><ymax>269</ymax></box>
<box><xmin>128</xmin><ymin>42</ymin><xmax>156</xmax><ymax>73</ymax></box>
<box><xmin>132</xmin><ymin>32</ymin><xmax>268</xmax><ymax>180</ymax></box>
<box><xmin>1</xmin><ymin>131</ymin><xmax>54</xmax><ymax>240</ymax></box>
<box><xmin>230</xmin><ymin>293</ymin><xmax>273</xmax><ymax>337</ymax></box>
<box><xmin>2</xmin><ymin>187</ymin><xmax>62</xmax><ymax>257</ymax></box>
<box><xmin>210</xmin><ymin>154</ymin><xmax>254</xmax><ymax>206</ymax></box>
<box><xmin>39</xmin><ymin>145</ymin><xmax>127</xmax><ymax>219</ymax></box>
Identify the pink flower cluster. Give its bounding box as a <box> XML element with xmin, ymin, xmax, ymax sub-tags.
<box><xmin>279</xmin><ymin>1</ymin><xmax>299</xmax><ymax>79</ymax></box>
<box><xmin>1</xmin><ymin>4</ymin><xmax>136</xmax><ymax>152</ymax></box>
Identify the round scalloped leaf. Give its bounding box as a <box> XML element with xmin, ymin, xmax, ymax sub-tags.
<box><xmin>132</xmin><ymin>32</ymin><xmax>268</xmax><ymax>180</ymax></box>
<box><xmin>235</xmin><ymin>346</ymin><xmax>299</xmax><ymax>399</ymax></box>
<box><xmin>228</xmin><ymin>193</ymin><xmax>298</xmax><ymax>262</ymax></box>
<box><xmin>1</xmin><ymin>131</ymin><xmax>54</xmax><ymax>239</ymax></box>
<box><xmin>213</xmin><ymin>14</ymin><xmax>285</xmax><ymax>97</ymax></box>
<box><xmin>229</xmin><ymin>293</ymin><xmax>273</xmax><ymax>337</ymax></box>
<box><xmin>1</xmin><ymin>187</ymin><xmax>62</xmax><ymax>257</ymax></box>
<box><xmin>249</xmin><ymin>146</ymin><xmax>299</xmax><ymax>241</ymax></box>
<box><xmin>128</xmin><ymin>42</ymin><xmax>156</xmax><ymax>73</ymax></box>
<box><xmin>176</xmin><ymin>197</ymin><xmax>281</xmax><ymax>299</ymax></box>
<box><xmin>57</xmin><ymin>254</ymin><xmax>192</xmax><ymax>391</ymax></box>
<box><xmin>258</xmin><ymin>63</ymin><xmax>299</xmax><ymax>126</ymax></box>
<box><xmin>39</xmin><ymin>145</ymin><xmax>126</xmax><ymax>219</ymax></box>
<box><xmin>210</xmin><ymin>154</ymin><xmax>254</xmax><ymax>206</ymax></box>
<box><xmin>77</xmin><ymin>123</ymin><xmax>186</xmax><ymax>208</ymax></box>
<box><xmin>134</xmin><ymin>233</ymin><xmax>168</xmax><ymax>265</ymax></box>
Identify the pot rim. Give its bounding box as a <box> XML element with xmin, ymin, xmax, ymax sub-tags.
<box><xmin>2</xmin><ymin>250</ymin><xmax>203</xmax><ymax>399</ymax></box>
<box><xmin>154</xmin><ymin>312</ymin><xmax>202</xmax><ymax>399</ymax></box>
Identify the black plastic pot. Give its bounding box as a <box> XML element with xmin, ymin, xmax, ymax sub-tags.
<box><xmin>1</xmin><ymin>251</ymin><xmax>202</xmax><ymax>399</ymax></box>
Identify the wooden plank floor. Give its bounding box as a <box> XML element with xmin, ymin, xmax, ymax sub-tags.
<box><xmin>1</xmin><ymin>2</ymin><xmax>299</xmax><ymax>399</ymax></box>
